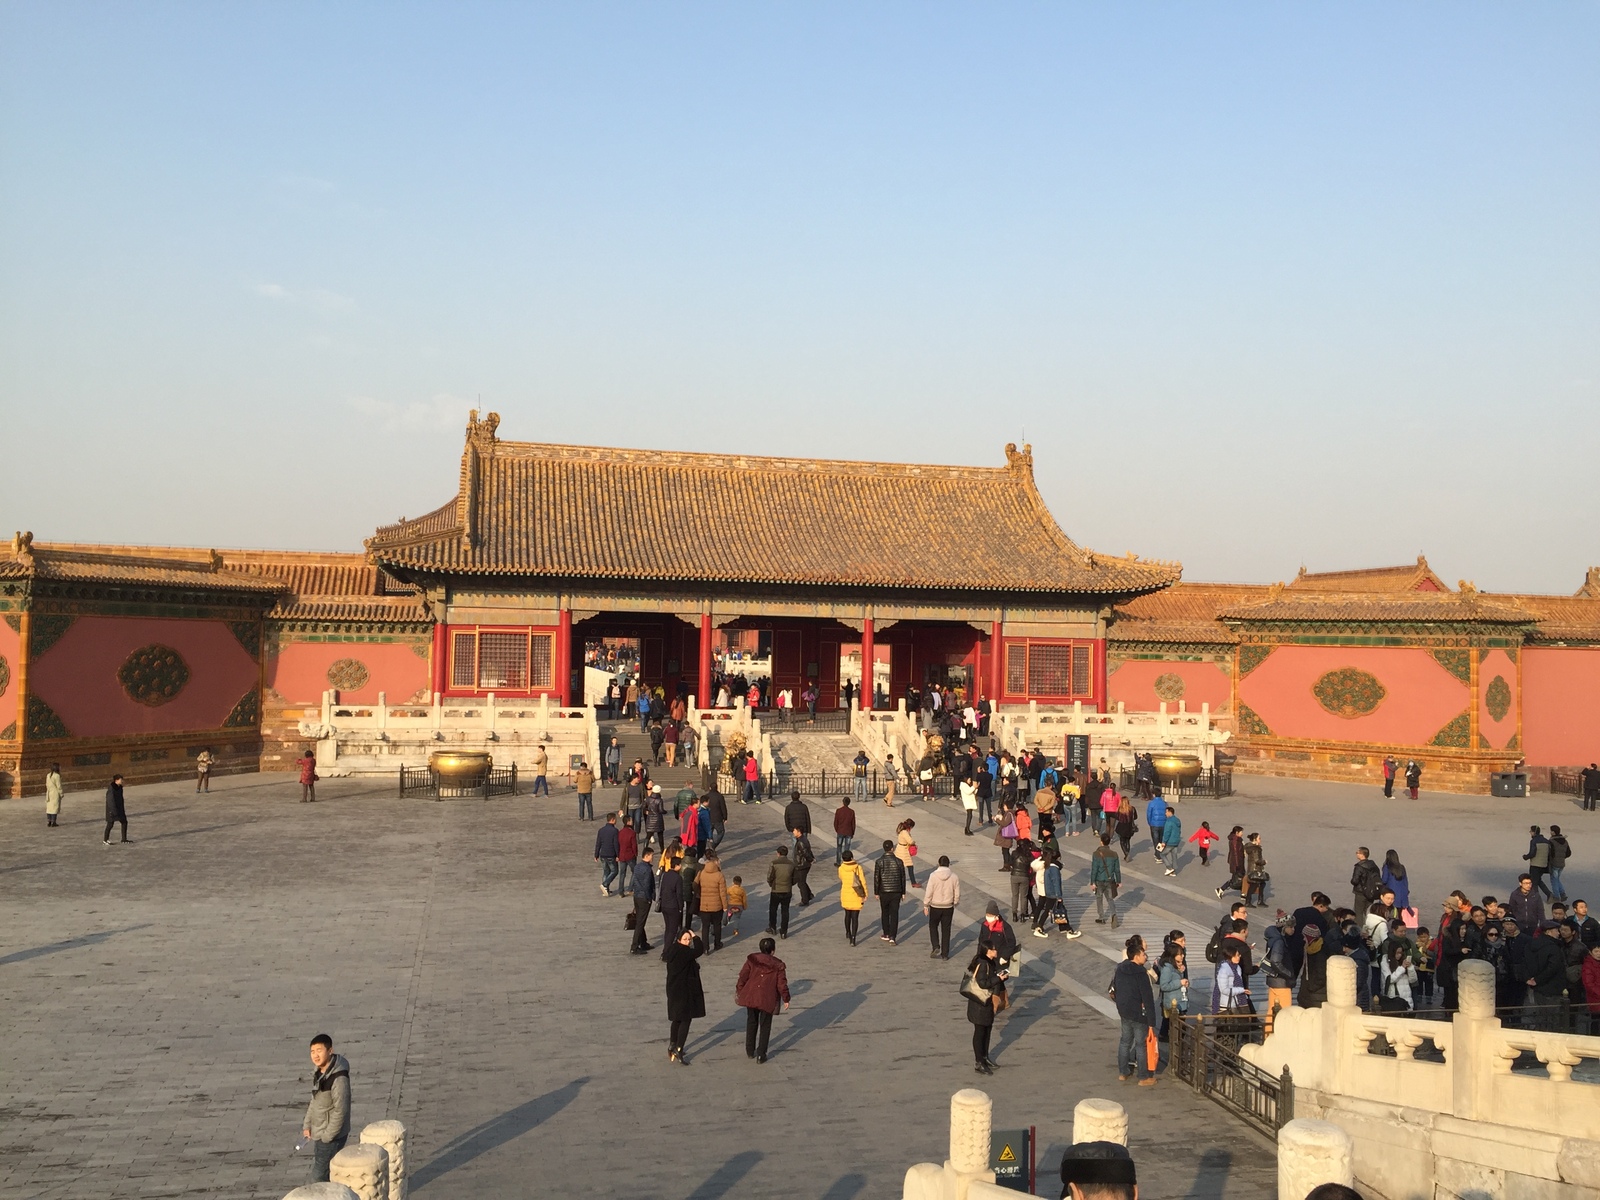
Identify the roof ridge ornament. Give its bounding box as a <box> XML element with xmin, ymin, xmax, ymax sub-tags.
<box><xmin>1004</xmin><ymin>442</ymin><xmax>1033</xmax><ymax>474</ymax></box>
<box><xmin>467</xmin><ymin>409</ymin><xmax>500</xmax><ymax>450</ymax></box>
<box><xmin>11</xmin><ymin>530</ymin><xmax>33</xmax><ymax>568</ymax></box>
<box><xmin>1580</xmin><ymin>566</ymin><xmax>1600</xmax><ymax>599</ymax></box>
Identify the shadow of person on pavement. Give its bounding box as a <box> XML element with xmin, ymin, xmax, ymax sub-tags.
<box><xmin>764</xmin><ymin>982</ymin><xmax>872</xmax><ymax>1057</ymax></box>
<box><xmin>685</xmin><ymin>1150</ymin><xmax>763</xmax><ymax>1200</ymax></box>
<box><xmin>410</xmin><ymin>1076</ymin><xmax>589</xmax><ymax>1191</ymax></box>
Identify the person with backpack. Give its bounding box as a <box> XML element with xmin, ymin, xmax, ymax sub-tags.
<box><xmin>735</xmin><ymin>936</ymin><xmax>790</xmax><ymax>1063</ymax></box>
<box><xmin>1351</xmin><ymin>847</ymin><xmax>1383</xmax><ymax>919</ymax></box>
<box><xmin>791</xmin><ymin>826</ymin><xmax>816</xmax><ymax>906</ymax></box>
<box><xmin>838</xmin><ymin>851</ymin><xmax>868</xmax><ymax>946</ymax></box>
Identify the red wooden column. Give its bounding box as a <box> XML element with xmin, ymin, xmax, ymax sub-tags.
<box><xmin>697</xmin><ymin>613</ymin><xmax>713</xmax><ymax>709</ymax></box>
<box><xmin>557</xmin><ymin>607</ymin><xmax>573</xmax><ymax>706</ymax></box>
<box><xmin>1095</xmin><ymin>637</ymin><xmax>1109</xmax><ymax>713</ymax></box>
<box><xmin>990</xmin><ymin>620</ymin><xmax>1004</xmax><ymax>704</ymax></box>
<box><xmin>860</xmin><ymin>617</ymin><xmax>875</xmax><ymax>710</ymax></box>
<box><xmin>430</xmin><ymin>621</ymin><xmax>448</xmax><ymax>698</ymax></box>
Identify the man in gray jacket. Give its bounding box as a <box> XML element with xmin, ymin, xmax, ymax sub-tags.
<box><xmin>302</xmin><ymin>1034</ymin><xmax>351</xmax><ymax>1182</ymax></box>
<box><xmin>922</xmin><ymin>855</ymin><xmax>960</xmax><ymax>960</ymax></box>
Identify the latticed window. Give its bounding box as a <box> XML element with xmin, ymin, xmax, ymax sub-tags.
<box><xmin>1002</xmin><ymin>639</ymin><xmax>1097</xmax><ymax>697</ymax></box>
<box><xmin>1027</xmin><ymin>644</ymin><xmax>1071</xmax><ymax>696</ymax></box>
<box><xmin>477</xmin><ymin>632</ymin><xmax>529</xmax><ymax>689</ymax></box>
<box><xmin>451</xmin><ymin>632</ymin><xmax>477</xmax><ymax>689</ymax></box>
<box><xmin>1006</xmin><ymin>644</ymin><xmax>1027</xmax><ymax>695</ymax></box>
<box><xmin>1071</xmin><ymin>644</ymin><xmax>1092</xmax><ymax>696</ymax></box>
<box><xmin>528</xmin><ymin>633</ymin><xmax>554</xmax><ymax>690</ymax></box>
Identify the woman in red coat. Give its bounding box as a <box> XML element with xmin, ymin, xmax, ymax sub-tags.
<box><xmin>735</xmin><ymin>937</ymin><xmax>791</xmax><ymax>1063</ymax></box>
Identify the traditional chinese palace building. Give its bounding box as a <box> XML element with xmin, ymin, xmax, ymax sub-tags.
<box><xmin>1</xmin><ymin>414</ymin><xmax>1596</xmax><ymax>795</ymax></box>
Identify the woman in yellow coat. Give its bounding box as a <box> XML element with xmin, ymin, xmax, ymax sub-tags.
<box><xmin>838</xmin><ymin>851</ymin><xmax>868</xmax><ymax>947</ymax></box>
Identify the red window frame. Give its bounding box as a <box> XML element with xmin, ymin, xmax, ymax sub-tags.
<box><xmin>445</xmin><ymin>625</ymin><xmax>557</xmax><ymax>695</ymax></box>
<box><xmin>1000</xmin><ymin>638</ymin><xmax>1100</xmax><ymax>703</ymax></box>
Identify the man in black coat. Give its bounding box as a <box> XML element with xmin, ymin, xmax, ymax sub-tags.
<box><xmin>873</xmin><ymin>840</ymin><xmax>906</xmax><ymax>944</ymax></box>
<box><xmin>783</xmin><ymin>791</ymin><xmax>812</xmax><ymax>836</ymax></box>
<box><xmin>103</xmin><ymin>774</ymin><xmax>129</xmax><ymax>844</ymax></box>
<box><xmin>1523</xmin><ymin>921</ymin><xmax>1569</xmax><ymax>1014</ymax></box>
<box><xmin>1110</xmin><ymin>939</ymin><xmax>1157</xmax><ymax>1083</ymax></box>
<box><xmin>704</xmin><ymin>787</ymin><xmax>728</xmax><ymax>850</ymax></box>
<box><xmin>1351</xmin><ymin>848</ymin><xmax>1382</xmax><ymax>918</ymax></box>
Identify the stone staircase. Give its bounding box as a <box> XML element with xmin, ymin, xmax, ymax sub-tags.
<box><xmin>768</xmin><ymin>728</ymin><xmax>872</xmax><ymax>779</ymax></box>
<box><xmin>593</xmin><ymin>721</ymin><xmax>704</xmax><ymax>796</ymax></box>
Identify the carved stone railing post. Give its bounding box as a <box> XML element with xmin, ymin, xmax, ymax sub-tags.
<box><xmin>1071</xmin><ymin>1098</ymin><xmax>1128</xmax><ymax>1145</ymax></box>
<box><xmin>360</xmin><ymin>1121</ymin><xmax>406</xmax><ymax>1200</ymax></box>
<box><xmin>329</xmin><ymin>1143</ymin><xmax>389</xmax><ymax>1200</ymax></box>
<box><xmin>949</xmin><ymin>1087</ymin><xmax>994</xmax><ymax>1175</ymax></box>
<box><xmin>283</xmin><ymin>1184</ymin><xmax>359</xmax><ymax>1200</ymax></box>
<box><xmin>1326</xmin><ymin>954</ymin><xmax>1357</xmax><ymax>1010</ymax></box>
<box><xmin>1277</xmin><ymin>1118</ymin><xmax>1353</xmax><ymax>1199</ymax></box>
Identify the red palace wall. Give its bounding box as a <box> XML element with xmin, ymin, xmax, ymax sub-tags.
<box><xmin>0</xmin><ymin>616</ymin><xmax>20</xmax><ymax>736</ymax></box>
<box><xmin>268</xmin><ymin>641</ymin><xmax>431</xmax><ymax>706</ymax></box>
<box><xmin>1522</xmin><ymin>646</ymin><xmax>1600</xmax><ymax>768</ymax></box>
<box><xmin>1109</xmin><ymin>660</ymin><xmax>1231</xmax><ymax>713</ymax></box>
<box><xmin>1238</xmin><ymin>646</ymin><xmax>1469</xmax><ymax>747</ymax></box>
<box><xmin>1477</xmin><ymin>648</ymin><xmax>1519</xmax><ymax>752</ymax></box>
<box><xmin>29</xmin><ymin>616</ymin><xmax>259</xmax><ymax>737</ymax></box>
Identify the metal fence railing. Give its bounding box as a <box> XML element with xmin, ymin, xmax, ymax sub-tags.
<box><xmin>399</xmin><ymin>763</ymin><xmax>520</xmax><ymax>800</ymax></box>
<box><xmin>1119</xmin><ymin>766</ymin><xmax>1235</xmax><ymax>799</ymax></box>
<box><xmin>761</xmin><ymin>709</ymin><xmax>853</xmax><ymax>732</ymax></box>
<box><xmin>716</xmin><ymin>769</ymin><xmax>955</xmax><ymax>802</ymax></box>
<box><xmin>1551</xmin><ymin>769</ymin><xmax>1582</xmax><ymax>797</ymax></box>
<box><xmin>1168</xmin><ymin>1014</ymin><xmax>1292</xmax><ymax>1137</ymax></box>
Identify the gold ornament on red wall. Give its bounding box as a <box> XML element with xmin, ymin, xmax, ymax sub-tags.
<box><xmin>117</xmin><ymin>644</ymin><xmax>191</xmax><ymax>707</ymax></box>
<box><xmin>1485</xmin><ymin>675</ymin><xmax>1512</xmax><ymax>723</ymax></box>
<box><xmin>326</xmin><ymin>658</ymin><xmax>371</xmax><ymax>691</ymax></box>
<box><xmin>0</xmin><ymin>654</ymin><xmax>9</xmax><ymax>699</ymax></box>
<box><xmin>1311</xmin><ymin>667</ymin><xmax>1387</xmax><ymax>719</ymax></box>
<box><xmin>1152</xmin><ymin>672</ymin><xmax>1186</xmax><ymax>702</ymax></box>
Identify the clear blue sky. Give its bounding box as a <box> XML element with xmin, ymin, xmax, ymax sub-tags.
<box><xmin>2</xmin><ymin>3</ymin><xmax>1596</xmax><ymax>592</ymax></box>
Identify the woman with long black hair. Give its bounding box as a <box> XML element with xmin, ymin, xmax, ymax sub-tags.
<box><xmin>663</xmin><ymin>929</ymin><xmax>705</xmax><ymax>1064</ymax></box>
<box><xmin>1216</xmin><ymin>825</ymin><xmax>1246</xmax><ymax>900</ymax></box>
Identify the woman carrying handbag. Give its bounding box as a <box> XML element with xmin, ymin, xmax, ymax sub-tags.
<box><xmin>961</xmin><ymin>943</ymin><xmax>1006</xmax><ymax>1075</ymax></box>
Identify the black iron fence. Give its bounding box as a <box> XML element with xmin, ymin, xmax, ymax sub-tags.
<box><xmin>399</xmin><ymin>763</ymin><xmax>520</xmax><ymax>800</ymax></box>
<box><xmin>1119</xmin><ymin>766</ymin><xmax>1234</xmax><ymax>799</ymax></box>
<box><xmin>716</xmin><ymin>769</ymin><xmax>954</xmax><ymax>801</ymax></box>
<box><xmin>1168</xmin><ymin>1014</ymin><xmax>1292</xmax><ymax>1137</ymax></box>
<box><xmin>760</xmin><ymin>709</ymin><xmax>853</xmax><ymax>732</ymax></box>
<box><xmin>1551</xmin><ymin>769</ymin><xmax>1582</xmax><ymax>797</ymax></box>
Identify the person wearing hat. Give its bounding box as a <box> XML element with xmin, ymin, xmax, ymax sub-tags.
<box><xmin>1059</xmin><ymin>1140</ymin><xmax>1137</xmax><ymax>1200</ymax></box>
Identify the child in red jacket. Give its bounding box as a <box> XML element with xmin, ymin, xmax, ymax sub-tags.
<box><xmin>1188</xmin><ymin>821</ymin><xmax>1221</xmax><ymax>867</ymax></box>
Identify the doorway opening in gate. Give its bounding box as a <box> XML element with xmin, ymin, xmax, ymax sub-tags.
<box><xmin>583</xmin><ymin>637</ymin><xmax>641</xmax><ymax>707</ymax></box>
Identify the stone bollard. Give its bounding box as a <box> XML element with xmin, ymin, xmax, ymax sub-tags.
<box><xmin>1072</xmin><ymin>1098</ymin><xmax>1128</xmax><ymax>1146</ymax></box>
<box><xmin>329</xmin><ymin>1143</ymin><xmax>389</xmax><ymax>1200</ymax></box>
<box><xmin>283</xmin><ymin>1186</ymin><xmax>360</xmax><ymax>1200</ymax></box>
<box><xmin>360</xmin><ymin>1121</ymin><xmax>407</xmax><ymax>1200</ymax></box>
<box><xmin>1326</xmin><ymin>955</ymin><xmax>1357</xmax><ymax>1008</ymax></box>
<box><xmin>1458</xmin><ymin>958</ymin><xmax>1496</xmax><ymax>1018</ymax></box>
<box><xmin>949</xmin><ymin>1088</ymin><xmax>993</xmax><ymax>1174</ymax></box>
<box><xmin>1278</xmin><ymin>1118</ymin><xmax>1354</xmax><ymax>1199</ymax></box>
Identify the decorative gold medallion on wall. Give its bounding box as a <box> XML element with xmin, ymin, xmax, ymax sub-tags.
<box><xmin>1485</xmin><ymin>675</ymin><xmax>1512</xmax><ymax>723</ymax></box>
<box><xmin>0</xmin><ymin>654</ymin><xmax>9</xmax><ymax>699</ymax></box>
<box><xmin>326</xmin><ymin>658</ymin><xmax>371</xmax><ymax>691</ymax></box>
<box><xmin>1312</xmin><ymin>668</ymin><xmax>1387</xmax><ymax>719</ymax></box>
<box><xmin>118</xmin><ymin>644</ymin><xmax>191</xmax><ymax>706</ymax></box>
<box><xmin>1152</xmin><ymin>672</ymin><xmax>1186</xmax><ymax>702</ymax></box>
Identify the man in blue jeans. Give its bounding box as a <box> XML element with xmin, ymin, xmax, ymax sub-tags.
<box><xmin>852</xmin><ymin>750</ymin><xmax>871</xmax><ymax>804</ymax></box>
<box><xmin>833</xmin><ymin>795</ymin><xmax>856</xmax><ymax>866</ymax></box>
<box><xmin>301</xmin><ymin>1034</ymin><xmax>351</xmax><ymax>1182</ymax></box>
<box><xmin>1110</xmin><ymin>939</ymin><xmax>1157</xmax><ymax>1084</ymax></box>
<box><xmin>531</xmin><ymin>744</ymin><xmax>550</xmax><ymax>796</ymax></box>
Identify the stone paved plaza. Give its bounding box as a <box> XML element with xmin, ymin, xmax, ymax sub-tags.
<box><xmin>3</xmin><ymin>746</ymin><xmax>1595</xmax><ymax>1200</ymax></box>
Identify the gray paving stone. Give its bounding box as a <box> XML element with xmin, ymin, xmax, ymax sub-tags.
<box><xmin>6</xmin><ymin>766</ymin><xmax>1579</xmax><ymax>1198</ymax></box>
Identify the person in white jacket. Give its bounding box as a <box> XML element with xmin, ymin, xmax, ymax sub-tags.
<box><xmin>922</xmin><ymin>856</ymin><xmax>961</xmax><ymax>960</ymax></box>
<box><xmin>1378</xmin><ymin>941</ymin><xmax>1418</xmax><ymax>1010</ymax></box>
<box><xmin>959</xmin><ymin>777</ymin><xmax>979</xmax><ymax>836</ymax></box>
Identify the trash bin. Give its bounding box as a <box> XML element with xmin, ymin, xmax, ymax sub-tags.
<box><xmin>1491</xmin><ymin>771</ymin><xmax>1528</xmax><ymax>798</ymax></box>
